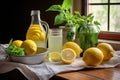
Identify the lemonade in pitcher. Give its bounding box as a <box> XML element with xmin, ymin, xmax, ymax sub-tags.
<box><xmin>26</xmin><ymin>10</ymin><xmax>49</xmax><ymax>49</ymax></box>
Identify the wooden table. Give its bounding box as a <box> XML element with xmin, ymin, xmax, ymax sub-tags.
<box><xmin>0</xmin><ymin>64</ymin><xmax>120</xmax><ymax>80</ymax></box>
<box><xmin>50</xmin><ymin>64</ymin><xmax>120</xmax><ymax>80</ymax></box>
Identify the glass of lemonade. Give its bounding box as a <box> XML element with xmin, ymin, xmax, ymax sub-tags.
<box><xmin>48</xmin><ymin>28</ymin><xmax>62</xmax><ymax>62</ymax></box>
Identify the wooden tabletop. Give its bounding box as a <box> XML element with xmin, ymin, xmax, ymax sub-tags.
<box><xmin>50</xmin><ymin>64</ymin><xmax>120</xmax><ymax>80</ymax></box>
<box><xmin>0</xmin><ymin>64</ymin><xmax>120</xmax><ymax>80</ymax></box>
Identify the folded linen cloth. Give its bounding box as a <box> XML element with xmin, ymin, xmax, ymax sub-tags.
<box><xmin>0</xmin><ymin>44</ymin><xmax>120</xmax><ymax>80</ymax></box>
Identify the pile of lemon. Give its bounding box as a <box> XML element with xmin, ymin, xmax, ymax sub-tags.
<box><xmin>12</xmin><ymin>39</ymin><xmax>37</xmax><ymax>56</ymax></box>
<box><xmin>49</xmin><ymin>41</ymin><xmax>83</xmax><ymax>64</ymax></box>
<box><xmin>82</xmin><ymin>43</ymin><xmax>114</xmax><ymax>66</ymax></box>
<box><xmin>50</xmin><ymin>41</ymin><xmax>115</xmax><ymax>66</ymax></box>
<box><xmin>13</xmin><ymin>39</ymin><xmax>115</xmax><ymax>66</ymax></box>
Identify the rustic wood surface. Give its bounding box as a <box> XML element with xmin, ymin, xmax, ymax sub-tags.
<box><xmin>50</xmin><ymin>64</ymin><xmax>120</xmax><ymax>80</ymax></box>
<box><xmin>0</xmin><ymin>64</ymin><xmax>120</xmax><ymax>80</ymax></box>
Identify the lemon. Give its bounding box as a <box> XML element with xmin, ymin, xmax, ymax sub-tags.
<box><xmin>26</xmin><ymin>24</ymin><xmax>46</xmax><ymax>41</ymax></box>
<box><xmin>97</xmin><ymin>43</ymin><xmax>114</xmax><ymax>61</ymax></box>
<box><xmin>49</xmin><ymin>52</ymin><xmax>61</xmax><ymax>62</ymax></box>
<box><xmin>21</xmin><ymin>39</ymin><xmax>37</xmax><ymax>55</ymax></box>
<box><xmin>63</xmin><ymin>41</ymin><xmax>83</xmax><ymax>57</ymax></box>
<box><xmin>28</xmin><ymin>25</ymin><xmax>41</xmax><ymax>31</ymax></box>
<box><xmin>82</xmin><ymin>47</ymin><xmax>104</xmax><ymax>66</ymax></box>
<box><xmin>12</xmin><ymin>40</ymin><xmax>23</xmax><ymax>47</ymax></box>
<box><xmin>61</xmin><ymin>48</ymin><xmax>77</xmax><ymax>64</ymax></box>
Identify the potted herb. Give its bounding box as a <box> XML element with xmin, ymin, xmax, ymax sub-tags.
<box><xmin>46</xmin><ymin>0</ymin><xmax>101</xmax><ymax>56</ymax></box>
<box><xmin>46</xmin><ymin>0</ymin><xmax>77</xmax><ymax>42</ymax></box>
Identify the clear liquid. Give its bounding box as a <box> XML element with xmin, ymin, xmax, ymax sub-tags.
<box><xmin>35</xmin><ymin>41</ymin><xmax>46</xmax><ymax>48</ymax></box>
<box><xmin>26</xmin><ymin>24</ymin><xmax>47</xmax><ymax>49</ymax></box>
<box><xmin>48</xmin><ymin>35</ymin><xmax>62</xmax><ymax>53</ymax></box>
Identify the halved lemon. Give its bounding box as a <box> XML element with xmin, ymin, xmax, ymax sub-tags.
<box><xmin>61</xmin><ymin>48</ymin><xmax>76</xmax><ymax>64</ymax></box>
<box><xmin>63</xmin><ymin>41</ymin><xmax>83</xmax><ymax>57</ymax></box>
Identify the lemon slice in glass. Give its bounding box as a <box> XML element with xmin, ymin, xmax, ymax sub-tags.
<box><xmin>49</xmin><ymin>52</ymin><xmax>61</xmax><ymax>62</ymax></box>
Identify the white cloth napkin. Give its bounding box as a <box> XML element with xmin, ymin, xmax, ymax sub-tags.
<box><xmin>0</xmin><ymin>44</ymin><xmax>120</xmax><ymax>80</ymax></box>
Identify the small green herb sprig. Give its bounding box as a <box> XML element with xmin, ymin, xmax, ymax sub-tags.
<box><xmin>5</xmin><ymin>38</ymin><xmax>25</xmax><ymax>56</ymax></box>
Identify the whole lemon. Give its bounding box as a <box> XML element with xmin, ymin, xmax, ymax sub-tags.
<box><xmin>12</xmin><ymin>40</ymin><xmax>23</xmax><ymax>47</ymax></box>
<box><xmin>82</xmin><ymin>47</ymin><xmax>104</xmax><ymax>66</ymax></box>
<box><xmin>21</xmin><ymin>39</ymin><xmax>37</xmax><ymax>55</ymax></box>
<box><xmin>63</xmin><ymin>41</ymin><xmax>83</xmax><ymax>57</ymax></box>
<box><xmin>97</xmin><ymin>43</ymin><xmax>114</xmax><ymax>61</ymax></box>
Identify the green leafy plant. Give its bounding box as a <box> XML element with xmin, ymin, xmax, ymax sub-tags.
<box><xmin>46</xmin><ymin>0</ymin><xmax>100</xmax><ymax>30</ymax></box>
<box><xmin>46</xmin><ymin>0</ymin><xmax>101</xmax><ymax>43</ymax></box>
<box><xmin>76</xmin><ymin>13</ymin><xmax>101</xmax><ymax>33</ymax></box>
<box><xmin>46</xmin><ymin>0</ymin><xmax>75</xmax><ymax>27</ymax></box>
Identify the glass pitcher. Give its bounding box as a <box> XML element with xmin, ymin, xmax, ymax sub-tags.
<box><xmin>26</xmin><ymin>10</ymin><xmax>49</xmax><ymax>49</ymax></box>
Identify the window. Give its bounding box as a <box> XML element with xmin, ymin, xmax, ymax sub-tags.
<box><xmin>81</xmin><ymin>0</ymin><xmax>120</xmax><ymax>40</ymax></box>
<box><xmin>88</xmin><ymin>0</ymin><xmax>120</xmax><ymax>32</ymax></box>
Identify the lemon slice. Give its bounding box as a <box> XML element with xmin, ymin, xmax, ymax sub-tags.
<box><xmin>49</xmin><ymin>52</ymin><xmax>61</xmax><ymax>62</ymax></box>
<box><xmin>61</xmin><ymin>48</ymin><xmax>76</xmax><ymax>64</ymax></box>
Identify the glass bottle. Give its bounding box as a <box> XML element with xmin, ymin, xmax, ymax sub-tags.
<box><xmin>78</xmin><ymin>24</ymin><xmax>100</xmax><ymax>56</ymax></box>
<box><xmin>26</xmin><ymin>10</ymin><xmax>49</xmax><ymax>49</ymax></box>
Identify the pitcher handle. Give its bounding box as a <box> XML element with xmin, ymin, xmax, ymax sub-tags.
<box><xmin>41</xmin><ymin>20</ymin><xmax>49</xmax><ymax>39</ymax></box>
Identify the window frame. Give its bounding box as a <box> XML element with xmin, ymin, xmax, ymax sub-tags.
<box><xmin>81</xmin><ymin>0</ymin><xmax>120</xmax><ymax>41</ymax></box>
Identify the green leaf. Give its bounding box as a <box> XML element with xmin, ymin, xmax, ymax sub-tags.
<box><xmin>54</xmin><ymin>13</ymin><xmax>66</xmax><ymax>25</ymax></box>
<box><xmin>46</xmin><ymin>5</ymin><xmax>62</xmax><ymax>12</ymax></box>
<box><xmin>8</xmin><ymin>38</ymin><xmax>13</xmax><ymax>47</ymax></box>
<box><xmin>5</xmin><ymin>39</ymin><xmax>25</xmax><ymax>56</ymax></box>
<box><xmin>62</xmin><ymin>0</ymin><xmax>72</xmax><ymax>10</ymax></box>
<box><xmin>87</xmin><ymin>13</ymin><xmax>93</xmax><ymax>17</ymax></box>
<box><xmin>67</xmin><ymin>30</ymin><xmax>75</xmax><ymax>41</ymax></box>
<box><xmin>94</xmin><ymin>21</ymin><xmax>101</xmax><ymax>25</ymax></box>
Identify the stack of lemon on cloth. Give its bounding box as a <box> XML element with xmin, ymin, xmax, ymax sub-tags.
<box><xmin>49</xmin><ymin>41</ymin><xmax>115</xmax><ymax>66</ymax></box>
<box><xmin>12</xmin><ymin>39</ymin><xmax>115</xmax><ymax>66</ymax></box>
<box><xmin>49</xmin><ymin>41</ymin><xmax>83</xmax><ymax>64</ymax></box>
<box><xmin>82</xmin><ymin>42</ymin><xmax>115</xmax><ymax>67</ymax></box>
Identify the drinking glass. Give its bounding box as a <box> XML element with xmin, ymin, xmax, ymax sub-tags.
<box><xmin>48</xmin><ymin>28</ymin><xmax>62</xmax><ymax>62</ymax></box>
